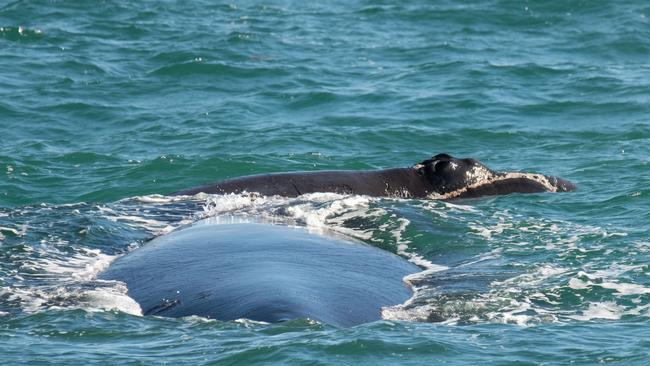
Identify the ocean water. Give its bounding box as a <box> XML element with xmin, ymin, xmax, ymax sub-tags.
<box><xmin>1</xmin><ymin>0</ymin><xmax>649</xmax><ymax>364</ymax></box>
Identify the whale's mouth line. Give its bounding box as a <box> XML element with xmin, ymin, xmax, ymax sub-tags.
<box><xmin>426</xmin><ymin>172</ymin><xmax>561</xmax><ymax>200</ymax></box>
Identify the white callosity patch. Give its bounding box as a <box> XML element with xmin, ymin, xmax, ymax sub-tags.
<box><xmin>427</xmin><ymin>167</ymin><xmax>558</xmax><ymax>200</ymax></box>
<box><xmin>463</xmin><ymin>164</ymin><xmax>495</xmax><ymax>185</ymax></box>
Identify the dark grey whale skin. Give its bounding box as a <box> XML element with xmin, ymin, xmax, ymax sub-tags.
<box><xmin>173</xmin><ymin>168</ymin><xmax>426</xmax><ymax>197</ymax></box>
<box><xmin>171</xmin><ymin>154</ymin><xmax>576</xmax><ymax>199</ymax></box>
<box><xmin>99</xmin><ymin>221</ymin><xmax>420</xmax><ymax>327</ymax></box>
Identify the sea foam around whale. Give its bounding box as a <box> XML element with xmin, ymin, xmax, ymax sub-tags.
<box><xmin>2</xmin><ymin>192</ymin><xmax>646</xmax><ymax>327</ymax></box>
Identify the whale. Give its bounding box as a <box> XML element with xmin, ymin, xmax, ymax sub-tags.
<box><xmin>100</xmin><ymin>155</ymin><xmax>575</xmax><ymax>326</ymax></box>
<box><xmin>172</xmin><ymin>154</ymin><xmax>576</xmax><ymax>199</ymax></box>
<box><xmin>99</xmin><ymin>217</ymin><xmax>420</xmax><ymax>327</ymax></box>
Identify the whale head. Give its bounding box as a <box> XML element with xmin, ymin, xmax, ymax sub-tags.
<box><xmin>414</xmin><ymin>153</ymin><xmax>575</xmax><ymax>199</ymax></box>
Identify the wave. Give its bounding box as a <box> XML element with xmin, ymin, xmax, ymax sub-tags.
<box><xmin>149</xmin><ymin>61</ymin><xmax>288</xmax><ymax>79</ymax></box>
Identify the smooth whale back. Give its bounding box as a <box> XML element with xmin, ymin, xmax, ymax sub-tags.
<box><xmin>99</xmin><ymin>220</ymin><xmax>420</xmax><ymax>326</ymax></box>
<box><xmin>172</xmin><ymin>168</ymin><xmax>430</xmax><ymax>198</ymax></box>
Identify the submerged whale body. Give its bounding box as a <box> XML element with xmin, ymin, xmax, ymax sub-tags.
<box><xmin>173</xmin><ymin>153</ymin><xmax>576</xmax><ymax>199</ymax></box>
<box><xmin>100</xmin><ymin>218</ymin><xmax>420</xmax><ymax>326</ymax></box>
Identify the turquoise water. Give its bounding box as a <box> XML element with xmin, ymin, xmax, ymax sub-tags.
<box><xmin>1</xmin><ymin>0</ymin><xmax>650</xmax><ymax>364</ymax></box>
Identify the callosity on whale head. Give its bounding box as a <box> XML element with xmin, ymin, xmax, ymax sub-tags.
<box><xmin>414</xmin><ymin>153</ymin><xmax>576</xmax><ymax>199</ymax></box>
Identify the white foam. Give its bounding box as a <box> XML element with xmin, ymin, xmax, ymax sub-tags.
<box><xmin>569</xmin><ymin>275</ymin><xmax>650</xmax><ymax>296</ymax></box>
<box><xmin>131</xmin><ymin>194</ymin><xmax>189</xmax><ymax>204</ymax></box>
<box><xmin>4</xmin><ymin>246</ymin><xmax>143</xmax><ymax>316</ymax></box>
<box><xmin>284</xmin><ymin>193</ymin><xmax>373</xmax><ymax>229</ymax></box>
<box><xmin>570</xmin><ymin>302</ymin><xmax>624</xmax><ymax>321</ymax></box>
<box><xmin>96</xmin><ymin>201</ymin><xmax>193</xmax><ymax>236</ymax></box>
<box><xmin>201</xmin><ymin>192</ymin><xmax>274</xmax><ymax>217</ymax></box>
<box><xmin>600</xmin><ymin>282</ymin><xmax>650</xmax><ymax>296</ymax></box>
<box><xmin>381</xmin><ymin>303</ymin><xmax>431</xmax><ymax>322</ymax></box>
<box><xmin>568</xmin><ymin>277</ymin><xmax>589</xmax><ymax>290</ymax></box>
<box><xmin>380</xmin><ymin>201</ymin><xmax>646</xmax><ymax>326</ymax></box>
<box><xmin>81</xmin><ymin>283</ymin><xmax>142</xmax><ymax>316</ymax></box>
<box><xmin>35</xmin><ymin>248</ymin><xmax>114</xmax><ymax>281</ymax></box>
<box><xmin>492</xmin><ymin>265</ymin><xmax>569</xmax><ymax>289</ymax></box>
<box><xmin>0</xmin><ymin>225</ymin><xmax>26</xmax><ymax>237</ymax></box>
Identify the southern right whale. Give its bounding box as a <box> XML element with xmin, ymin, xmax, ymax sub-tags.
<box><xmin>99</xmin><ymin>154</ymin><xmax>576</xmax><ymax>326</ymax></box>
<box><xmin>172</xmin><ymin>154</ymin><xmax>576</xmax><ymax>199</ymax></box>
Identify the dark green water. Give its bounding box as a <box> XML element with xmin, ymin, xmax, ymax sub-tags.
<box><xmin>1</xmin><ymin>0</ymin><xmax>649</xmax><ymax>364</ymax></box>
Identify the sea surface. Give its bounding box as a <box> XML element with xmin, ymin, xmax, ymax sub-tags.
<box><xmin>1</xmin><ymin>0</ymin><xmax>650</xmax><ymax>364</ymax></box>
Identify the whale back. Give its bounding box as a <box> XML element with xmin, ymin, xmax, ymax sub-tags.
<box><xmin>99</xmin><ymin>220</ymin><xmax>420</xmax><ymax>326</ymax></box>
<box><xmin>172</xmin><ymin>168</ymin><xmax>430</xmax><ymax>198</ymax></box>
<box><xmin>172</xmin><ymin>155</ymin><xmax>575</xmax><ymax>199</ymax></box>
